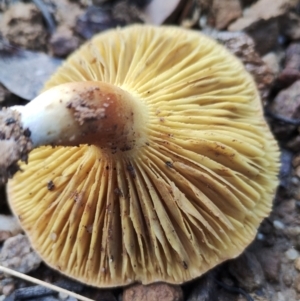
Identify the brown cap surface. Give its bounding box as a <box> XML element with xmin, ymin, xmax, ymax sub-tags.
<box><xmin>7</xmin><ymin>25</ymin><xmax>280</xmax><ymax>287</ymax></box>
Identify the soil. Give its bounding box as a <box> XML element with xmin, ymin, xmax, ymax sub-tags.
<box><xmin>0</xmin><ymin>108</ymin><xmax>32</xmax><ymax>185</ymax></box>
<box><xmin>1</xmin><ymin>0</ymin><xmax>300</xmax><ymax>301</ymax></box>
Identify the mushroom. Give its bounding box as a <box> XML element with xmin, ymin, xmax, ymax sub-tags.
<box><xmin>6</xmin><ymin>25</ymin><xmax>280</xmax><ymax>287</ymax></box>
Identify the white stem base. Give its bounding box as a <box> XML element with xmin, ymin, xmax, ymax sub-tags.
<box><xmin>13</xmin><ymin>81</ymin><xmax>147</xmax><ymax>152</ymax></box>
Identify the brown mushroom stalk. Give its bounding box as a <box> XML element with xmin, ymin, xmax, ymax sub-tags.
<box><xmin>14</xmin><ymin>81</ymin><xmax>147</xmax><ymax>150</ymax></box>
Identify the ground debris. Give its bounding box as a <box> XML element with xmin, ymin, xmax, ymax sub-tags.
<box><xmin>278</xmin><ymin>42</ymin><xmax>300</xmax><ymax>87</ymax></box>
<box><xmin>123</xmin><ymin>283</ymin><xmax>183</xmax><ymax>301</ymax></box>
<box><xmin>205</xmin><ymin>31</ymin><xmax>275</xmax><ymax>101</ymax></box>
<box><xmin>0</xmin><ymin>108</ymin><xmax>32</xmax><ymax>185</ymax></box>
<box><xmin>229</xmin><ymin>0</ymin><xmax>299</xmax><ymax>32</ymax></box>
<box><xmin>186</xmin><ymin>272</ymin><xmax>217</xmax><ymax>301</ymax></box>
<box><xmin>0</xmin><ymin>2</ymin><xmax>48</xmax><ymax>51</ymax></box>
<box><xmin>0</xmin><ymin>234</ymin><xmax>42</xmax><ymax>275</ymax></box>
<box><xmin>208</xmin><ymin>0</ymin><xmax>242</xmax><ymax>30</ymax></box>
<box><xmin>49</xmin><ymin>27</ymin><xmax>80</xmax><ymax>58</ymax></box>
<box><xmin>0</xmin><ymin>36</ymin><xmax>62</xmax><ymax>101</ymax></box>
<box><xmin>75</xmin><ymin>2</ymin><xmax>145</xmax><ymax>40</ymax></box>
<box><xmin>273</xmin><ymin>80</ymin><xmax>300</xmax><ymax>117</ymax></box>
<box><xmin>0</xmin><ymin>215</ymin><xmax>22</xmax><ymax>242</ymax></box>
<box><xmin>228</xmin><ymin>251</ymin><xmax>265</xmax><ymax>292</ymax></box>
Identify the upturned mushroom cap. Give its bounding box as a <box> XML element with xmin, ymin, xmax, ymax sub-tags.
<box><xmin>7</xmin><ymin>25</ymin><xmax>280</xmax><ymax>287</ymax></box>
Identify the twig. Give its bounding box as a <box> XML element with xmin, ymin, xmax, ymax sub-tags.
<box><xmin>0</xmin><ymin>265</ymin><xmax>95</xmax><ymax>301</ymax></box>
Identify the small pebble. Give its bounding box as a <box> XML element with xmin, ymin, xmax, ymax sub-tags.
<box><xmin>273</xmin><ymin>220</ymin><xmax>285</xmax><ymax>230</ymax></box>
<box><xmin>123</xmin><ymin>283</ymin><xmax>183</xmax><ymax>301</ymax></box>
<box><xmin>262</xmin><ymin>52</ymin><xmax>280</xmax><ymax>75</ymax></box>
<box><xmin>295</xmin><ymin>274</ymin><xmax>300</xmax><ymax>293</ymax></box>
<box><xmin>0</xmin><ymin>234</ymin><xmax>42</xmax><ymax>274</ymax></box>
<box><xmin>282</xmin><ymin>264</ymin><xmax>294</xmax><ymax>287</ymax></box>
<box><xmin>256</xmin><ymin>233</ymin><xmax>265</xmax><ymax>241</ymax></box>
<box><xmin>58</xmin><ymin>292</ymin><xmax>69</xmax><ymax>300</ymax></box>
<box><xmin>285</xmin><ymin>248</ymin><xmax>299</xmax><ymax>260</ymax></box>
<box><xmin>0</xmin><ymin>215</ymin><xmax>22</xmax><ymax>242</ymax></box>
<box><xmin>277</xmin><ymin>292</ymin><xmax>285</xmax><ymax>301</ymax></box>
<box><xmin>291</xmin><ymin>177</ymin><xmax>300</xmax><ymax>185</ymax></box>
<box><xmin>2</xmin><ymin>284</ymin><xmax>15</xmax><ymax>296</ymax></box>
<box><xmin>294</xmin><ymin>257</ymin><xmax>300</xmax><ymax>271</ymax></box>
<box><xmin>284</xmin><ymin>226</ymin><xmax>300</xmax><ymax>236</ymax></box>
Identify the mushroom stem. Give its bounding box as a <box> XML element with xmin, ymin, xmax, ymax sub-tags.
<box><xmin>14</xmin><ymin>81</ymin><xmax>147</xmax><ymax>151</ymax></box>
<box><xmin>0</xmin><ymin>81</ymin><xmax>147</xmax><ymax>184</ymax></box>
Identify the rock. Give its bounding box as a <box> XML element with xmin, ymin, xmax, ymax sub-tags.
<box><xmin>255</xmin><ymin>249</ymin><xmax>281</xmax><ymax>283</ymax></box>
<box><xmin>294</xmin><ymin>257</ymin><xmax>300</xmax><ymax>271</ymax></box>
<box><xmin>228</xmin><ymin>0</ymin><xmax>300</xmax><ymax>55</ymax></box>
<box><xmin>58</xmin><ymin>292</ymin><xmax>69</xmax><ymax>300</ymax></box>
<box><xmin>76</xmin><ymin>1</ymin><xmax>146</xmax><ymax>40</ymax></box>
<box><xmin>0</xmin><ymin>41</ymin><xmax>62</xmax><ymax>101</ymax></box>
<box><xmin>277</xmin><ymin>199</ymin><xmax>297</xmax><ymax>223</ymax></box>
<box><xmin>276</xmin><ymin>289</ymin><xmax>297</xmax><ymax>301</ymax></box>
<box><xmin>12</xmin><ymin>285</ymin><xmax>59</xmax><ymax>300</ymax></box>
<box><xmin>270</xmin><ymin>80</ymin><xmax>300</xmax><ymax>143</ymax></box>
<box><xmin>2</xmin><ymin>284</ymin><xmax>14</xmax><ymax>297</ymax></box>
<box><xmin>295</xmin><ymin>166</ymin><xmax>300</xmax><ymax>178</ymax></box>
<box><xmin>282</xmin><ymin>264</ymin><xmax>295</xmax><ymax>287</ymax></box>
<box><xmin>52</xmin><ymin>0</ymin><xmax>83</xmax><ymax>30</ymax></box>
<box><xmin>273</xmin><ymin>220</ymin><xmax>285</xmax><ymax>230</ymax></box>
<box><xmin>285</xmin><ymin>248</ymin><xmax>299</xmax><ymax>260</ymax></box>
<box><xmin>186</xmin><ymin>273</ymin><xmax>217</xmax><ymax>301</ymax></box>
<box><xmin>294</xmin><ymin>190</ymin><xmax>300</xmax><ymax>206</ymax></box>
<box><xmin>284</xmin><ymin>226</ymin><xmax>300</xmax><ymax>237</ymax></box>
<box><xmin>180</xmin><ymin>0</ymin><xmax>201</xmax><ymax>28</ymax></box>
<box><xmin>112</xmin><ymin>1</ymin><xmax>145</xmax><ymax>24</ymax></box>
<box><xmin>278</xmin><ymin>149</ymin><xmax>293</xmax><ymax>188</ymax></box>
<box><xmin>228</xmin><ymin>251</ymin><xmax>265</xmax><ymax>291</ymax></box>
<box><xmin>123</xmin><ymin>283</ymin><xmax>183</xmax><ymax>301</ymax></box>
<box><xmin>278</xmin><ymin>42</ymin><xmax>300</xmax><ymax>87</ymax></box>
<box><xmin>240</xmin><ymin>0</ymin><xmax>257</xmax><ymax>7</ymax></box>
<box><xmin>244</xmin><ymin>18</ymin><xmax>279</xmax><ymax>55</ymax></box>
<box><xmin>292</xmin><ymin>155</ymin><xmax>300</xmax><ymax>168</ymax></box>
<box><xmin>271</xmin><ymin>80</ymin><xmax>300</xmax><ymax>119</ymax></box>
<box><xmin>75</xmin><ymin>5</ymin><xmax>124</xmax><ymax>39</ymax></box>
<box><xmin>256</xmin><ymin>232</ymin><xmax>265</xmax><ymax>241</ymax></box>
<box><xmin>53</xmin><ymin>279</ymin><xmax>84</xmax><ymax>293</ymax></box>
<box><xmin>206</xmin><ymin>31</ymin><xmax>275</xmax><ymax>101</ymax></box>
<box><xmin>144</xmin><ymin>0</ymin><xmax>186</xmax><ymax>25</ymax></box>
<box><xmin>295</xmin><ymin>274</ymin><xmax>300</xmax><ymax>293</ymax></box>
<box><xmin>262</xmin><ymin>52</ymin><xmax>281</xmax><ymax>75</ymax></box>
<box><xmin>49</xmin><ymin>27</ymin><xmax>81</xmax><ymax>58</ymax></box>
<box><xmin>0</xmin><ymin>234</ymin><xmax>42</xmax><ymax>274</ymax></box>
<box><xmin>209</xmin><ymin>0</ymin><xmax>242</xmax><ymax>30</ymax></box>
<box><xmin>285</xmin><ymin>43</ymin><xmax>300</xmax><ymax>70</ymax></box>
<box><xmin>0</xmin><ymin>3</ymin><xmax>47</xmax><ymax>51</ymax></box>
<box><xmin>0</xmin><ymin>85</ymin><xmax>12</xmax><ymax>104</ymax></box>
<box><xmin>280</xmin><ymin>12</ymin><xmax>300</xmax><ymax>41</ymax></box>
<box><xmin>0</xmin><ymin>215</ymin><xmax>22</xmax><ymax>242</ymax></box>
<box><xmin>292</xmin><ymin>176</ymin><xmax>300</xmax><ymax>185</ymax></box>
<box><xmin>229</xmin><ymin>0</ymin><xmax>299</xmax><ymax>31</ymax></box>
<box><xmin>278</xmin><ymin>69</ymin><xmax>300</xmax><ymax>89</ymax></box>
<box><xmin>90</xmin><ymin>291</ymin><xmax>117</xmax><ymax>301</ymax></box>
